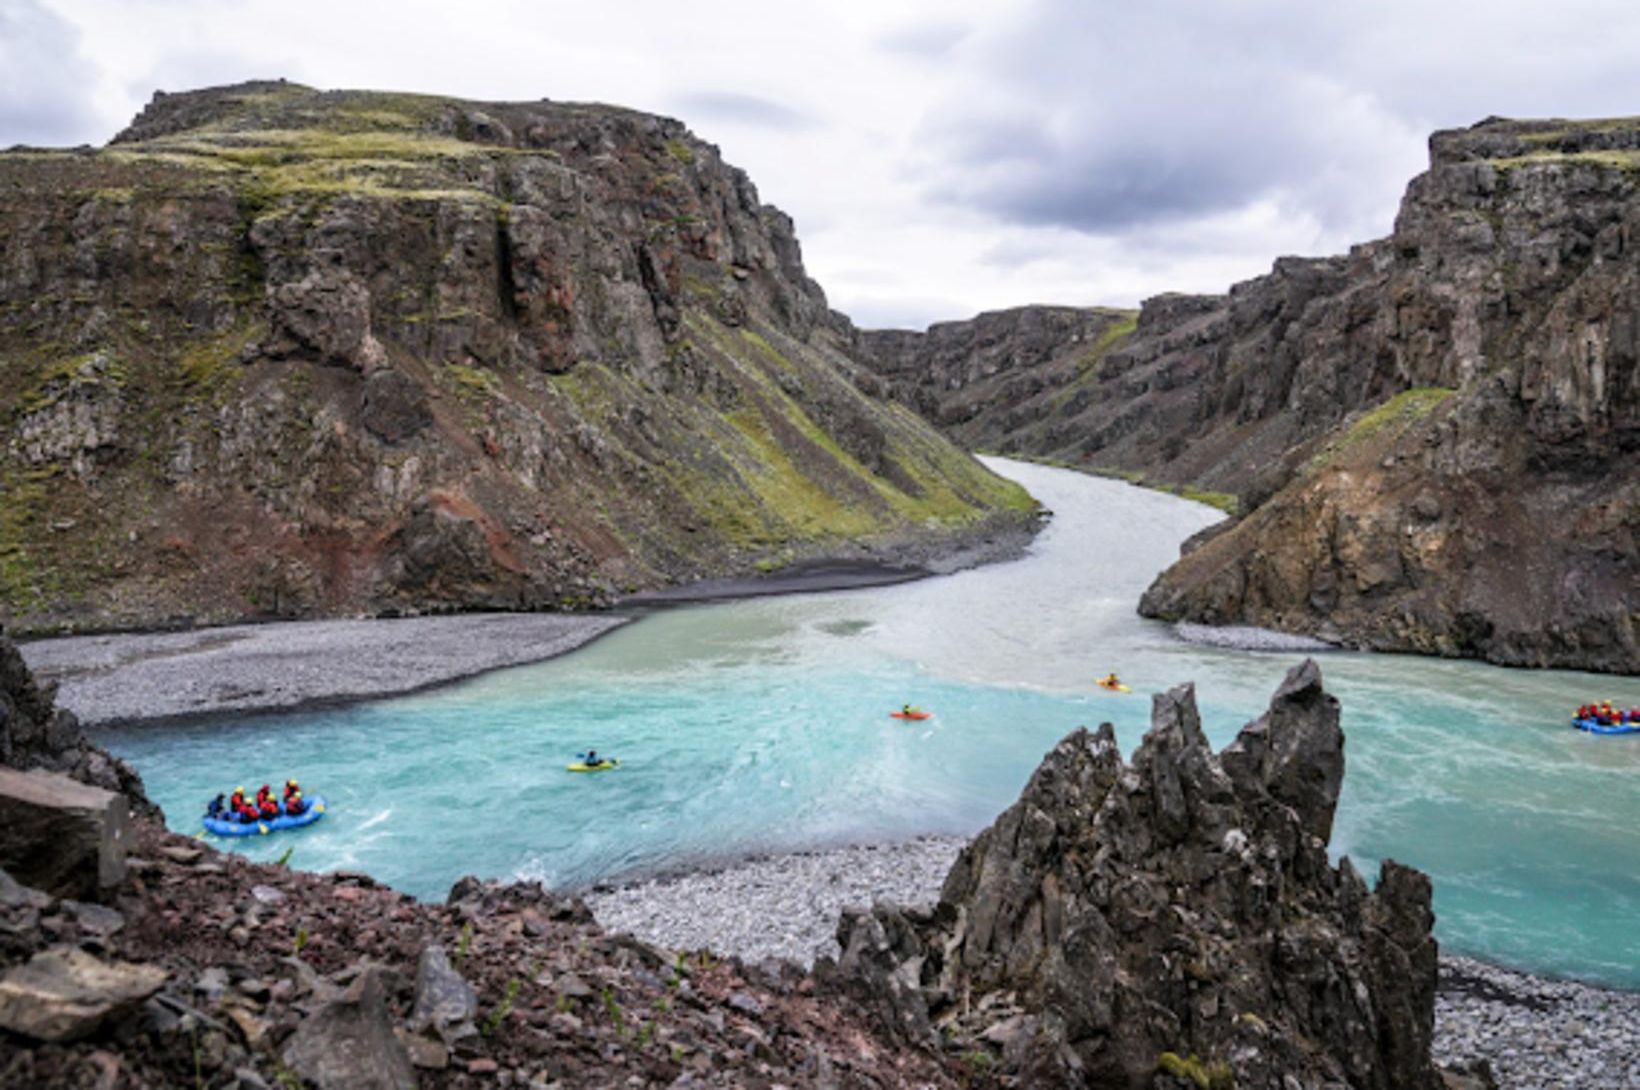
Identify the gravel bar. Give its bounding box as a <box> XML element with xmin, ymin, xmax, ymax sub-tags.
<box><xmin>586</xmin><ymin>837</ymin><xmax>1639</xmax><ymax>1088</ymax></box>
<box><xmin>18</xmin><ymin>612</ymin><xmax>629</xmax><ymax>726</ymax></box>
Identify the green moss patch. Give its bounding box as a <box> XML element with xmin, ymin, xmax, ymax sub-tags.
<box><xmin>445</xmin><ymin>363</ymin><xmax>502</xmax><ymax>402</ymax></box>
<box><xmin>1157</xmin><ymin>1051</ymin><xmax>1235</xmax><ymax>1090</ymax></box>
<box><xmin>0</xmin><ymin>467</ymin><xmax>57</xmax><ymax>609</ymax></box>
<box><xmin>1306</xmin><ymin>386</ymin><xmax>1456</xmax><ymax>474</ymax></box>
<box><xmin>14</xmin><ymin>352</ymin><xmax>125</xmax><ymax>417</ymax></box>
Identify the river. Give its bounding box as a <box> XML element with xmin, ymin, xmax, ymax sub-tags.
<box><xmin>96</xmin><ymin>459</ymin><xmax>1640</xmax><ymax>987</ymax></box>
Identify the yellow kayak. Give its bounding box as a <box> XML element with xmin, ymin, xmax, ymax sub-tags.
<box><xmin>567</xmin><ymin>759</ymin><xmax>620</xmax><ymax>773</ymax></box>
<box><xmin>1097</xmin><ymin>681</ymin><xmax>1131</xmax><ymax>693</ymax></box>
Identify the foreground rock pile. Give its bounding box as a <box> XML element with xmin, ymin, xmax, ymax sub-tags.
<box><xmin>820</xmin><ymin>661</ymin><xmax>1450</xmax><ymax>1089</ymax></box>
<box><xmin>1</xmin><ymin>825</ymin><xmax>965</xmax><ymax>1088</ymax></box>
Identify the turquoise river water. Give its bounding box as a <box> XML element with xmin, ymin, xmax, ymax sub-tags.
<box><xmin>98</xmin><ymin>460</ymin><xmax>1640</xmax><ymax>987</ymax></box>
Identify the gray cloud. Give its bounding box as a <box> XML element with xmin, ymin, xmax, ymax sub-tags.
<box><xmin>911</xmin><ymin>0</ymin><xmax>1640</xmax><ymax>243</ymax></box>
<box><xmin>876</xmin><ymin>20</ymin><xmax>970</xmax><ymax>59</ymax></box>
<box><xmin>670</xmin><ymin>91</ymin><xmax>817</xmax><ymax>132</ymax></box>
<box><xmin>0</xmin><ymin>0</ymin><xmax>102</xmax><ymax>146</ymax></box>
<box><xmin>127</xmin><ymin>48</ymin><xmax>301</xmax><ymax>107</ymax></box>
<box><xmin>833</xmin><ymin>292</ymin><xmax>973</xmax><ymax>332</ymax></box>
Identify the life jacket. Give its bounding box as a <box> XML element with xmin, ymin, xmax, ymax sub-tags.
<box><xmin>284</xmin><ymin>782</ymin><xmax>300</xmax><ymax>801</ymax></box>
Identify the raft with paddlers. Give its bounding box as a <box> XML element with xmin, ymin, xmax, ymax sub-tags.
<box><xmin>205</xmin><ymin>797</ymin><xmax>326</xmax><ymax>837</ymax></box>
<box><xmin>204</xmin><ymin>780</ymin><xmax>324</xmax><ymax>837</ymax></box>
<box><xmin>1572</xmin><ymin>717</ymin><xmax>1640</xmax><ymax>736</ymax></box>
<box><xmin>1571</xmin><ymin>701</ymin><xmax>1640</xmax><ymax>735</ymax></box>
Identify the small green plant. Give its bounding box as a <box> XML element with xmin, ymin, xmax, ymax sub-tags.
<box><xmin>292</xmin><ymin>926</ymin><xmax>309</xmax><ymax>956</ymax></box>
<box><xmin>272</xmin><ymin>1064</ymin><xmax>303</xmax><ymax>1090</ymax></box>
<box><xmin>482</xmin><ymin>978</ymin><xmax>521</xmax><ymax>1037</ymax></box>
<box><xmin>274</xmin><ymin>846</ymin><xmax>294</xmax><ymax>868</ymax></box>
<box><xmin>666</xmin><ymin>139</ymin><xmax>694</xmax><ymax>165</ymax></box>
<box><xmin>653</xmin><ymin>995</ymin><xmax>671</xmax><ymax>1012</ymax></box>
<box><xmin>602</xmin><ymin>986</ymin><xmax>626</xmax><ymax>1034</ymax></box>
<box><xmin>637</xmin><ymin>1020</ymin><xmax>655</xmax><ymax>1048</ymax></box>
<box><xmin>1157</xmin><ymin>1050</ymin><xmax>1235</xmax><ymax>1090</ymax></box>
<box><xmin>555</xmin><ymin>993</ymin><xmax>577</xmax><ymax>1013</ymax></box>
<box><xmin>453</xmin><ymin>920</ymin><xmax>474</xmax><ymax>968</ymax></box>
<box><xmin>192</xmin><ymin>1024</ymin><xmax>204</xmax><ymax>1090</ymax></box>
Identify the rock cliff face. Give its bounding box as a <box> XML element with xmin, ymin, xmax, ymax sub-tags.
<box><xmin>855</xmin><ymin>117</ymin><xmax>1639</xmax><ymax>673</ymax></box>
<box><xmin>854</xmin><ymin>306</ymin><xmax>1139</xmax><ymax>453</ymax></box>
<box><xmin>822</xmin><ymin>660</ymin><xmax>1441</xmax><ymax>1089</ymax></box>
<box><xmin>0</xmin><ymin>630</ymin><xmax>155</xmax><ymax>820</ymax></box>
<box><xmin>0</xmin><ymin>81</ymin><xmax>1034</xmax><ymax>634</ymax></box>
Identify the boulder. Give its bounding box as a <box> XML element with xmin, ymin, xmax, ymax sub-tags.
<box><xmin>0</xmin><ymin>946</ymin><xmax>166</xmax><ymax>1042</ymax></box>
<box><xmin>281</xmin><ymin>964</ymin><xmax>415</xmax><ymax>1090</ymax></box>
<box><xmin>0</xmin><ymin>633</ymin><xmax>161</xmax><ymax>822</ymax></box>
<box><xmin>0</xmin><ymin>768</ymin><xmax>128</xmax><ymax>900</ymax></box>
<box><xmin>823</xmin><ymin>660</ymin><xmax>1442</xmax><ymax>1089</ymax></box>
<box><xmin>0</xmin><ymin>866</ymin><xmax>52</xmax><ymax>964</ymax></box>
<box><xmin>408</xmin><ymin>943</ymin><xmax>478</xmax><ymax>1046</ymax></box>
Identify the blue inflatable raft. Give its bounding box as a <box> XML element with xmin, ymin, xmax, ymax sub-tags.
<box><xmin>203</xmin><ymin>796</ymin><xmax>327</xmax><ymax>837</ymax></box>
<box><xmin>1572</xmin><ymin>717</ymin><xmax>1640</xmax><ymax>736</ymax></box>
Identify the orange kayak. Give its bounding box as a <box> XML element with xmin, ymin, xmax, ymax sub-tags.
<box><xmin>890</xmin><ymin>710</ymin><xmax>932</xmax><ymax>720</ymax></box>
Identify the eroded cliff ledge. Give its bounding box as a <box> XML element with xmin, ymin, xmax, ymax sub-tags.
<box><xmin>856</xmin><ymin>117</ymin><xmax>1639</xmax><ymax>673</ymax></box>
<box><xmin>0</xmin><ymin>81</ymin><xmax>1034</xmax><ymax>634</ymax></box>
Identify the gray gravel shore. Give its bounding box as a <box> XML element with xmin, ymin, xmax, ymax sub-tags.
<box><xmin>585</xmin><ymin>837</ymin><xmax>1639</xmax><ymax>1089</ymax></box>
<box><xmin>18</xmin><ymin>612</ymin><xmax>629</xmax><ymax>726</ymax></box>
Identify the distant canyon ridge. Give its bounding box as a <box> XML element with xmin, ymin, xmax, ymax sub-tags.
<box><xmin>855</xmin><ymin>117</ymin><xmax>1638</xmax><ymax>674</ymax></box>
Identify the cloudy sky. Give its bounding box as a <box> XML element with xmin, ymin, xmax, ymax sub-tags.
<box><xmin>6</xmin><ymin>0</ymin><xmax>1640</xmax><ymax>329</ymax></box>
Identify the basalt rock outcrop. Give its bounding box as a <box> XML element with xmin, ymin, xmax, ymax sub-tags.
<box><xmin>822</xmin><ymin>660</ymin><xmax>1442</xmax><ymax>1089</ymax></box>
<box><xmin>0</xmin><ymin>80</ymin><xmax>1033</xmax><ymax>635</ymax></box>
<box><xmin>0</xmin><ymin>630</ymin><xmax>156</xmax><ymax>820</ymax></box>
<box><xmin>855</xmin><ymin>306</ymin><xmax>1139</xmax><ymax>451</ymax></box>
<box><xmin>857</xmin><ymin>117</ymin><xmax>1640</xmax><ymax>673</ymax></box>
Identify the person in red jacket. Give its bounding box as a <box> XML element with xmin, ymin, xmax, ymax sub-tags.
<box><xmin>283</xmin><ymin>780</ymin><xmax>301</xmax><ymax>810</ymax></box>
<box><xmin>255</xmin><ymin>785</ymin><xmax>279</xmax><ymax>819</ymax></box>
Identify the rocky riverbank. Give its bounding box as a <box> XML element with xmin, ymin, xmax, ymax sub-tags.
<box><xmin>19</xmin><ymin>613</ymin><xmax>629</xmax><ymax>727</ymax></box>
<box><xmin>18</xmin><ymin>502</ymin><xmax>1042</xmax><ymax>729</ymax></box>
<box><xmin>587</xmin><ymin>830</ymin><xmax>1638</xmax><ymax>1089</ymax></box>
